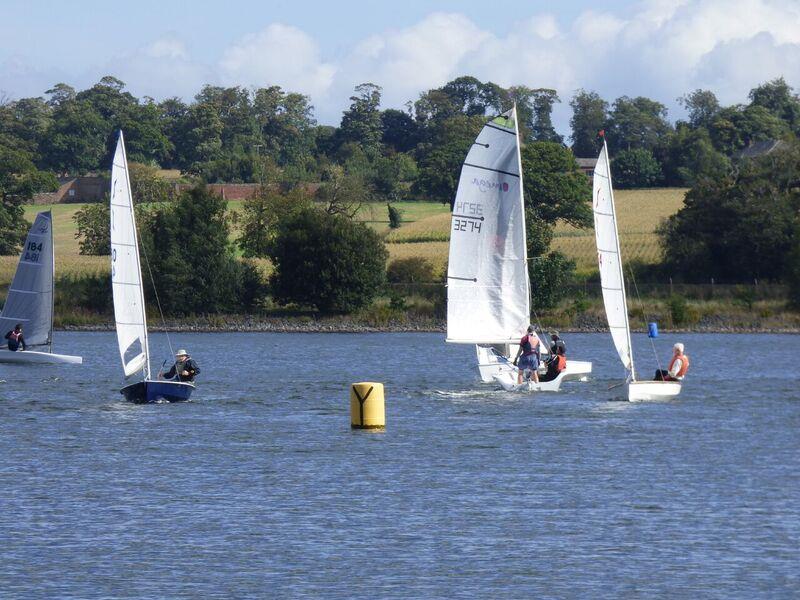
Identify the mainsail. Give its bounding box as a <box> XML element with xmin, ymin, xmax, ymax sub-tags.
<box><xmin>110</xmin><ymin>132</ymin><xmax>150</xmax><ymax>378</ymax></box>
<box><xmin>446</xmin><ymin>107</ymin><xmax>529</xmax><ymax>344</ymax></box>
<box><xmin>0</xmin><ymin>211</ymin><xmax>54</xmax><ymax>347</ymax></box>
<box><xmin>593</xmin><ymin>141</ymin><xmax>634</xmax><ymax>377</ymax></box>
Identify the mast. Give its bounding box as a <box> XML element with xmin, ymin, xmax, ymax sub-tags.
<box><xmin>48</xmin><ymin>211</ymin><xmax>54</xmax><ymax>353</ymax></box>
<box><xmin>602</xmin><ymin>137</ymin><xmax>635</xmax><ymax>381</ymax></box>
<box><xmin>512</xmin><ymin>103</ymin><xmax>531</xmax><ymax>320</ymax></box>
<box><xmin>119</xmin><ymin>133</ymin><xmax>151</xmax><ymax>380</ymax></box>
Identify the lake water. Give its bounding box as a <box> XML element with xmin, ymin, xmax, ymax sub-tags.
<box><xmin>1</xmin><ymin>332</ymin><xmax>798</xmax><ymax>598</ymax></box>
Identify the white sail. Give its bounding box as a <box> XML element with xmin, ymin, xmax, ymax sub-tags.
<box><xmin>593</xmin><ymin>141</ymin><xmax>634</xmax><ymax>377</ymax></box>
<box><xmin>110</xmin><ymin>132</ymin><xmax>150</xmax><ymax>379</ymax></box>
<box><xmin>446</xmin><ymin>107</ymin><xmax>530</xmax><ymax>344</ymax></box>
<box><xmin>0</xmin><ymin>211</ymin><xmax>54</xmax><ymax>347</ymax></box>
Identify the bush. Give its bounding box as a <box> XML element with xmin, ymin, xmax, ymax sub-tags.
<box><xmin>530</xmin><ymin>251</ymin><xmax>576</xmax><ymax>309</ymax></box>
<box><xmin>387</xmin><ymin>203</ymin><xmax>402</xmax><ymax>229</ymax></box>
<box><xmin>141</xmin><ymin>184</ymin><xmax>266</xmax><ymax>315</ymax></box>
<box><xmin>74</xmin><ymin>202</ymin><xmax>110</xmax><ymax>255</ymax></box>
<box><xmin>611</xmin><ymin>148</ymin><xmax>663</xmax><ymax>188</ymax></box>
<box><xmin>269</xmin><ymin>208</ymin><xmax>388</xmax><ymax>313</ymax></box>
<box><xmin>387</xmin><ymin>257</ymin><xmax>434</xmax><ymax>283</ymax></box>
<box><xmin>668</xmin><ymin>295</ymin><xmax>689</xmax><ymax>326</ymax></box>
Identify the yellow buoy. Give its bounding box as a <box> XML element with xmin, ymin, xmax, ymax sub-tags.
<box><xmin>350</xmin><ymin>382</ymin><xmax>385</xmax><ymax>429</ymax></box>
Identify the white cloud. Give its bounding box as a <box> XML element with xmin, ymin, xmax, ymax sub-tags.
<box><xmin>219</xmin><ymin>24</ymin><xmax>336</xmax><ymax>100</ymax></box>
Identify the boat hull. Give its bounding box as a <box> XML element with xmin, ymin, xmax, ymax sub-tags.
<box><xmin>0</xmin><ymin>350</ymin><xmax>82</xmax><ymax>365</ymax></box>
<box><xmin>493</xmin><ymin>369</ymin><xmax>569</xmax><ymax>392</ymax></box>
<box><xmin>627</xmin><ymin>380</ymin><xmax>682</xmax><ymax>402</ymax></box>
<box><xmin>476</xmin><ymin>345</ymin><xmax>592</xmax><ymax>388</ymax></box>
<box><xmin>121</xmin><ymin>379</ymin><xmax>195</xmax><ymax>403</ymax></box>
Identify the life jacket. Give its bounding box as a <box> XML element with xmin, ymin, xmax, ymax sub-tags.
<box><xmin>8</xmin><ymin>330</ymin><xmax>22</xmax><ymax>342</ymax></box>
<box><xmin>668</xmin><ymin>353</ymin><xmax>690</xmax><ymax>379</ymax></box>
<box><xmin>520</xmin><ymin>335</ymin><xmax>538</xmax><ymax>356</ymax></box>
<box><xmin>555</xmin><ymin>355</ymin><xmax>566</xmax><ymax>372</ymax></box>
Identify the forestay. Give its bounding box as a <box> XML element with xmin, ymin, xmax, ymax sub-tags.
<box><xmin>446</xmin><ymin>107</ymin><xmax>529</xmax><ymax>344</ymax></box>
<box><xmin>110</xmin><ymin>132</ymin><xmax>150</xmax><ymax>378</ymax></box>
<box><xmin>593</xmin><ymin>142</ymin><xmax>634</xmax><ymax>376</ymax></box>
<box><xmin>0</xmin><ymin>212</ymin><xmax>54</xmax><ymax>347</ymax></box>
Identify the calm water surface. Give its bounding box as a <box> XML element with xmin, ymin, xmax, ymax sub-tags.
<box><xmin>1</xmin><ymin>332</ymin><xmax>798</xmax><ymax>598</ymax></box>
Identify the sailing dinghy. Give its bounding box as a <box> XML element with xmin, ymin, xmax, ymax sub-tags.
<box><xmin>446</xmin><ymin>107</ymin><xmax>592</xmax><ymax>392</ymax></box>
<box><xmin>111</xmin><ymin>131</ymin><xmax>194</xmax><ymax>403</ymax></box>
<box><xmin>0</xmin><ymin>211</ymin><xmax>82</xmax><ymax>364</ymax></box>
<box><xmin>593</xmin><ymin>138</ymin><xmax>681</xmax><ymax>402</ymax></box>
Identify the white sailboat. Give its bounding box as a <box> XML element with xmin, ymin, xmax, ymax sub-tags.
<box><xmin>446</xmin><ymin>106</ymin><xmax>592</xmax><ymax>392</ymax></box>
<box><xmin>593</xmin><ymin>138</ymin><xmax>681</xmax><ymax>401</ymax></box>
<box><xmin>111</xmin><ymin>131</ymin><xmax>194</xmax><ymax>403</ymax></box>
<box><xmin>0</xmin><ymin>211</ymin><xmax>82</xmax><ymax>364</ymax></box>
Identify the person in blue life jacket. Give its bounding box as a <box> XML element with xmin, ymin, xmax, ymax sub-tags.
<box><xmin>161</xmin><ymin>349</ymin><xmax>200</xmax><ymax>382</ymax></box>
<box><xmin>513</xmin><ymin>325</ymin><xmax>540</xmax><ymax>384</ymax></box>
<box><xmin>5</xmin><ymin>323</ymin><xmax>26</xmax><ymax>351</ymax></box>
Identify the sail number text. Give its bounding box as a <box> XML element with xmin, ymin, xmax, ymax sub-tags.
<box><xmin>24</xmin><ymin>241</ymin><xmax>44</xmax><ymax>263</ymax></box>
<box><xmin>453</xmin><ymin>201</ymin><xmax>483</xmax><ymax>234</ymax></box>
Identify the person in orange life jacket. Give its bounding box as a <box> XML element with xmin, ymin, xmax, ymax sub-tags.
<box><xmin>161</xmin><ymin>349</ymin><xmax>200</xmax><ymax>382</ymax></box>
<box><xmin>655</xmin><ymin>343</ymin><xmax>689</xmax><ymax>381</ymax></box>
<box><xmin>5</xmin><ymin>323</ymin><xmax>26</xmax><ymax>351</ymax></box>
<box><xmin>513</xmin><ymin>325</ymin><xmax>540</xmax><ymax>384</ymax></box>
<box><xmin>540</xmin><ymin>345</ymin><xmax>567</xmax><ymax>383</ymax></box>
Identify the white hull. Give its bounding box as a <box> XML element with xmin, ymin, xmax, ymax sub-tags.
<box><xmin>492</xmin><ymin>369</ymin><xmax>569</xmax><ymax>393</ymax></box>
<box><xmin>475</xmin><ymin>345</ymin><xmax>592</xmax><ymax>387</ymax></box>
<box><xmin>626</xmin><ymin>380</ymin><xmax>682</xmax><ymax>402</ymax></box>
<box><xmin>0</xmin><ymin>349</ymin><xmax>82</xmax><ymax>364</ymax></box>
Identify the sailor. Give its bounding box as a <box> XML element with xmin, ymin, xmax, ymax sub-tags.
<box><xmin>513</xmin><ymin>326</ymin><xmax>540</xmax><ymax>384</ymax></box>
<box><xmin>549</xmin><ymin>332</ymin><xmax>566</xmax><ymax>356</ymax></box>
<box><xmin>540</xmin><ymin>346</ymin><xmax>567</xmax><ymax>383</ymax></box>
<box><xmin>654</xmin><ymin>343</ymin><xmax>690</xmax><ymax>382</ymax></box>
<box><xmin>4</xmin><ymin>323</ymin><xmax>26</xmax><ymax>352</ymax></box>
<box><xmin>162</xmin><ymin>349</ymin><xmax>200</xmax><ymax>382</ymax></box>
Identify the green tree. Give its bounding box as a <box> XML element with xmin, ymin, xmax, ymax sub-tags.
<box><xmin>520</xmin><ymin>142</ymin><xmax>592</xmax><ymax>308</ymax></box>
<box><xmin>413</xmin><ymin>114</ymin><xmax>484</xmax><ymax>204</ymax></box>
<box><xmin>656</xmin><ymin>125</ymin><xmax>730</xmax><ymax>186</ymax></box>
<box><xmin>679</xmin><ymin>89</ymin><xmax>720</xmax><ymax>129</ymax></box>
<box><xmin>337</xmin><ymin>83</ymin><xmax>383</xmax><ymax>155</ymax></box>
<box><xmin>381</xmin><ymin>108</ymin><xmax>418</xmax><ymax>153</ymax></box>
<box><xmin>238</xmin><ymin>183</ymin><xmax>313</xmax><ymax>258</ymax></box>
<box><xmin>142</xmin><ymin>185</ymin><xmax>262</xmax><ymax>314</ymax></box>
<box><xmin>606</xmin><ymin>96</ymin><xmax>672</xmax><ymax>154</ymax></box>
<box><xmin>530</xmin><ymin>89</ymin><xmax>563</xmax><ymax>143</ymax></box>
<box><xmin>521</xmin><ymin>141</ymin><xmax>593</xmax><ymax>227</ymax></box>
<box><xmin>611</xmin><ymin>148</ymin><xmax>663</xmax><ymax>188</ymax></box>
<box><xmin>74</xmin><ymin>202</ymin><xmax>110</xmax><ymax>255</ymax></box>
<box><xmin>269</xmin><ymin>208</ymin><xmax>388</xmax><ymax>313</ymax></box>
<box><xmin>748</xmin><ymin>77</ymin><xmax>800</xmax><ymax>132</ymax></box>
<box><xmin>660</xmin><ymin>141</ymin><xmax>800</xmax><ymax>282</ymax></box>
<box><xmin>569</xmin><ymin>89</ymin><xmax>608</xmax><ymax>156</ymax></box>
<box><xmin>0</xmin><ymin>146</ymin><xmax>58</xmax><ymax>254</ymax></box>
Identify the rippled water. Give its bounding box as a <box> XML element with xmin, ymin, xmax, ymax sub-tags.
<box><xmin>1</xmin><ymin>332</ymin><xmax>798</xmax><ymax>598</ymax></box>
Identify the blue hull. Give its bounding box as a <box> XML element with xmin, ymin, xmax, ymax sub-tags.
<box><xmin>121</xmin><ymin>379</ymin><xmax>195</xmax><ymax>403</ymax></box>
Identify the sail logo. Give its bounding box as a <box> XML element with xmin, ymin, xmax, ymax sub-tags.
<box><xmin>471</xmin><ymin>177</ymin><xmax>509</xmax><ymax>193</ymax></box>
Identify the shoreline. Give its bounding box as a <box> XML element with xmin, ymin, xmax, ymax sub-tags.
<box><xmin>56</xmin><ymin>317</ymin><xmax>800</xmax><ymax>334</ymax></box>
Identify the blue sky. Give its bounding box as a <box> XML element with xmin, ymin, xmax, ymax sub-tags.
<box><xmin>2</xmin><ymin>0</ymin><xmax>799</xmax><ymax>133</ymax></box>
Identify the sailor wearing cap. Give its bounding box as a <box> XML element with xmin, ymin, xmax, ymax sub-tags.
<box><xmin>161</xmin><ymin>349</ymin><xmax>201</xmax><ymax>382</ymax></box>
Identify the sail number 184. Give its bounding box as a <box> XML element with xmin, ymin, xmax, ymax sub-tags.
<box><xmin>24</xmin><ymin>241</ymin><xmax>43</xmax><ymax>263</ymax></box>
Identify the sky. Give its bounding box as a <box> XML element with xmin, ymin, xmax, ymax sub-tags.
<box><xmin>2</xmin><ymin>0</ymin><xmax>800</xmax><ymax>134</ymax></box>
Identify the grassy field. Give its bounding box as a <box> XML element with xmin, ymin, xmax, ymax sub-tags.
<box><xmin>2</xmin><ymin>190</ymin><xmax>687</xmax><ymax>287</ymax></box>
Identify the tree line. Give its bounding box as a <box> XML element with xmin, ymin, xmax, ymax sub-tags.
<box><xmin>2</xmin><ymin>74</ymin><xmax>800</xmax><ymax>313</ymax></box>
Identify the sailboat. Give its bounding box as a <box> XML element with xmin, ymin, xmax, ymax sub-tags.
<box><xmin>0</xmin><ymin>211</ymin><xmax>82</xmax><ymax>364</ymax></box>
<box><xmin>593</xmin><ymin>138</ymin><xmax>681</xmax><ymax>401</ymax></box>
<box><xmin>110</xmin><ymin>131</ymin><xmax>194</xmax><ymax>403</ymax></box>
<box><xmin>446</xmin><ymin>106</ymin><xmax>592</xmax><ymax>391</ymax></box>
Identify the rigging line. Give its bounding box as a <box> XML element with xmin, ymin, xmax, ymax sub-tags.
<box><xmin>627</xmin><ymin>265</ymin><xmax>663</xmax><ymax>374</ymax></box>
<box><xmin>138</xmin><ymin>231</ymin><xmax>175</xmax><ymax>360</ymax></box>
